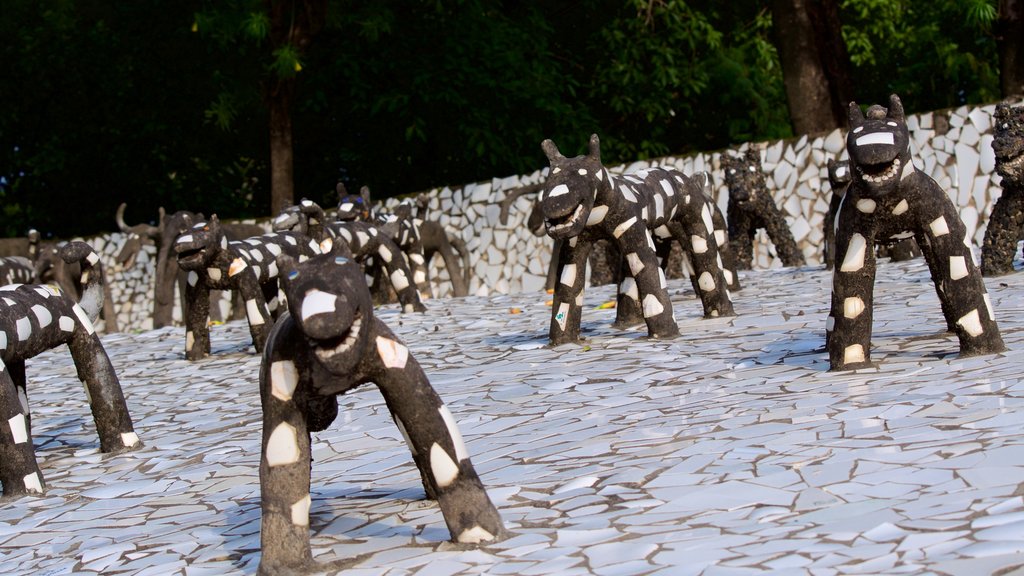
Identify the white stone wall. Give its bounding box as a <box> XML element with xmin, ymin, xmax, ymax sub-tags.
<box><xmin>75</xmin><ymin>99</ymin><xmax>1020</xmax><ymax>332</ymax></box>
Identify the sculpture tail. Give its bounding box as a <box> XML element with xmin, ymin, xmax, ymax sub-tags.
<box><xmin>58</xmin><ymin>241</ymin><xmax>105</xmax><ymax>323</ymax></box>
<box><xmin>450</xmin><ymin>235</ymin><xmax>472</xmax><ymax>287</ymax></box>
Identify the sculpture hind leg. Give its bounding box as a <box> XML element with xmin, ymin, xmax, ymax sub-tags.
<box><xmin>0</xmin><ymin>362</ymin><xmax>44</xmax><ymax>497</ymax></box>
<box><xmin>761</xmin><ymin>201</ymin><xmax>806</xmax><ymax>267</ymax></box>
<box><xmin>709</xmin><ymin>203</ymin><xmax>741</xmax><ymax>290</ymax></box>
<box><xmin>671</xmin><ymin>215</ymin><xmax>735</xmax><ymax>318</ymax></box>
<box><xmin>68</xmin><ymin>329</ymin><xmax>141</xmax><ymax>454</ymax></box>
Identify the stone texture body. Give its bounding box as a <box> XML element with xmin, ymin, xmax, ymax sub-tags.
<box><xmin>827</xmin><ymin>94</ymin><xmax>1005</xmax><ymax>370</ymax></box>
<box><xmin>981</xmin><ymin>103</ymin><xmax>1024</xmax><ymax>276</ymax></box>
<box><xmin>175</xmin><ymin>216</ymin><xmax>320</xmax><ymax>361</ymax></box>
<box><xmin>538</xmin><ymin>135</ymin><xmax>735</xmax><ymax>345</ymax></box>
<box><xmin>723</xmin><ymin>149</ymin><xmax>806</xmax><ymax>269</ymax></box>
<box><xmin>258</xmin><ymin>246</ymin><xmax>502</xmax><ymax>575</ymax></box>
<box><xmin>0</xmin><ymin>242</ymin><xmax>139</xmax><ymax>497</ymax></box>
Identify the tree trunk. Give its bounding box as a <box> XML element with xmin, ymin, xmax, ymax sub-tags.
<box><xmin>771</xmin><ymin>0</ymin><xmax>846</xmax><ymax>135</ymax></box>
<box><xmin>807</xmin><ymin>0</ymin><xmax>854</xmax><ymax>125</ymax></box>
<box><xmin>999</xmin><ymin>0</ymin><xmax>1024</xmax><ymax>98</ymax></box>
<box><xmin>268</xmin><ymin>78</ymin><xmax>295</xmax><ymax>216</ymax></box>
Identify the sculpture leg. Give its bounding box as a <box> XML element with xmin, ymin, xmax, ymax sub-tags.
<box><xmin>616</xmin><ymin>226</ymin><xmax>679</xmax><ymax>339</ymax></box>
<box><xmin>258</xmin><ymin>390</ymin><xmax>314</xmax><ymax>574</ymax></box>
<box><xmin>236</xmin><ymin>274</ymin><xmax>273</xmax><ymax>353</ymax></box>
<box><xmin>728</xmin><ymin>213</ymin><xmax>755</xmax><ymax>270</ymax></box>
<box><xmin>549</xmin><ymin>240</ymin><xmax>592</xmax><ymax>345</ymax></box>
<box><xmin>918</xmin><ymin>205</ymin><xmax>1005</xmax><ymax>356</ymax></box>
<box><xmin>762</xmin><ymin>202</ymin><xmax>806</xmax><ymax>267</ymax></box>
<box><xmin>674</xmin><ymin>213</ymin><xmax>735</xmax><ymax>318</ymax></box>
<box><xmin>710</xmin><ymin>204</ymin><xmax>741</xmax><ymax>290</ymax></box>
<box><xmin>544</xmin><ymin>239</ymin><xmax>562</xmax><ymax>292</ymax></box>
<box><xmin>981</xmin><ymin>185</ymin><xmax>1024</xmax><ymax>276</ymax></box>
<box><xmin>614</xmin><ymin>250</ymin><xmax>643</xmax><ymax>328</ymax></box>
<box><xmin>407</xmin><ymin>249</ymin><xmax>434</xmax><ymax>300</ymax></box>
<box><xmin>372</xmin><ymin>348</ymin><xmax>503</xmax><ymax>544</ymax></box>
<box><xmin>184</xmin><ymin>279</ymin><xmax>211</xmax><ymax>360</ymax></box>
<box><xmin>827</xmin><ymin>229</ymin><xmax>878</xmax><ymax>370</ymax></box>
<box><xmin>68</xmin><ymin>331</ymin><xmax>141</xmax><ymax>454</ymax></box>
<box><xmin>0</xmin><ymin>363</ymin><xmax>44</xmax><ymax>497</ymax></box>
<box><xmin>375</xmin><ymin>242</ymin><xmax>426</xmax><ymax>313</ymax></box>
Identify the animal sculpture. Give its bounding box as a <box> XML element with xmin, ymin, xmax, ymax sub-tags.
<box><xmin>826</xmin><ymin>94</ymin><xmax>1005</xmax><ymax>370</ymax></box>
<box><xmin>257</xmin><ymin>244</ymin><xmax>502</xmax><ymax>574</ymax></box>
<box><xmin>0</xmin><ymin>242</ymin><xmax>140</xmax><ymax>497</ymax></box>
<box><xmin>981</xmin><ymin>102</ymin><xmax>1024</xmax><ymax>276</ymax></box>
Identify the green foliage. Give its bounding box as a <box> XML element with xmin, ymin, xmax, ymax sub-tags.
<box><xmin>0</xmin><ymin>0</ymin><xmax>1008</xmax><ymax>239</ymax></box>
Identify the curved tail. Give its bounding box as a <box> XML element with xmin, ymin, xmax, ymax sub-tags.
<box><xmin>59</xmin><ymin>241</ymin><xmax>105</xmax><ymax>323</ymax></box>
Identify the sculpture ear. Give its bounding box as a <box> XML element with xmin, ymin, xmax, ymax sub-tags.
<box><xmin>588</xmin><ymin>134</ymin><xmax>601</xmax><ymax>161</ymax></box>
<box><xmin>745</xmin><ymin>148</ymin><xmax>759</xmax><ymax>165</ymax></box>
<box><xmin>208</xmin><ymin>214</ymin><xmax>221</xmax><ymax>232</ymax></box>
<box><xmin>336</xmin><ymin>181</ymin><xmax>348</xmax><ymax>200</ymax></box>
<box><xmin>888</xmin><ymin>94</ymin><xmax>904</xmax><ymax>121</ymax></box>
<box><xmin>541</xmin><ymin>139</ymin><xmax>564</xmax><ymax>164</ymax></box>
<box><xmin>848</xmin><ymin>101</ymin><xmax>864</xmax><ymax>127</ymax></box>
<box><xmin>360</xmin><ymin>186</ymin><xmax>372</xmax><ymax>204</ymax></box>
<box><xmin>158</xmin><ymin>207</ymin><xmax>166</xmax><ymax>230</ymax></box>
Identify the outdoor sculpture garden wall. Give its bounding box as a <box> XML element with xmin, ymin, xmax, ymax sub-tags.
<box><xmin>0</xmin><ymin>242</ymin><xmax>140</xmax><ymax>497</ymax></box>
<box><xmin>26</xmin><ymin>99</ymin><xmax>1019</xmax><ymax>334</ymax></box>
<box><xmin>257</xmin><ymin>245</ymin><xmax>502</xmax><ymax>574</ymax></box>
<box><xmin>536</xmin><ymin>134</ymin><xmax>734</xmax><ymax>345</ymax></box>
<box><xmin>981</xmin><ymin>102</ymin><xmax>1024</xmax><ymax>276</ymax></box>
<box><xmin>826</xmin><ymin>95</ymin><xmax>1005</xmax><ymax>371</ymax></box>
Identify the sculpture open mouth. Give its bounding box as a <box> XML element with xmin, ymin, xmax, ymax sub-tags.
<box><xmin>176</xmin><ymin>247</ymin><xmax>206</xmax><ymax>266</ymax></box>
<box><xmin>314</xmin><ymin>311</ymin><xmax>362</xmax><ymax>361</ymax></box>
<box><xmin>545</xmin><ymin>204</ymin><xmax>584</xmax><ymax>234</ymax></box>
<box><xmin>858</xmin><ymin>158</ymin><xmax>901</xmax><ymax>184</ymax></box>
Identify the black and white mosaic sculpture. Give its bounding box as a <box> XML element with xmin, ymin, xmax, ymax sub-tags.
<box><xmin>538</xmin><ymin>134</ymin><xmax>735</xmax><ymax>345</ymax></box>
<box><xmin>175</xmin><ymin>215</ymin><xmax>320</xmax><ymax>360</ymax></box>
<box><xmin>827</xmin><ymin>94</ymin><xmax>1005</xmax><ymax>370</ymax></box>
<box><xmin>722</xmin><ymin>149</ymin><xmax>806</xmax><ymax>269</ymax></box>
<box><xmin>981</xmin><ymin>103</ymin><xmax>1024</xmax><ymax>276</ymax></box>
<box><xmin>258</xmin><ymin>244</ymin><xmax>502</xmax><ymax>574</ymax></box>
<box><xmin>272</xmin><ymin>200</ymin><xmax>427</xmax><ymax>313</ymax></box>
<box><xmin>0</xmin><ymin>242</ymin><xmax>140</xmax><ymax>497</ymax></box>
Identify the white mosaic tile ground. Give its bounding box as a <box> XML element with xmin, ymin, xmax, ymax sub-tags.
<box><xmin>2</xmin><ymin>254</ymin><xmax>1023</xmax><ymax>575</ymax></box>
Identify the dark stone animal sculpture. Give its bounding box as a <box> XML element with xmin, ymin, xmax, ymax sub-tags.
<box><xmin>271</xmin><ymin>200</ymin><xmax>426</xmax><ymax>313</ymax></box>
<box><xmin>117</xmin><ymin>204</ymin><xmax>266</xmax><ymax>328</ymax></box>
<box><xmin>0</xmin><ymin>242</ymin><xmax>140</xmax><ymax>497</ymax></box>
<box><xmin>174</xmin><ymin>215</ymin><xmax>320</xmax><ymax>360</ymax></box>
<box><xmin>982</xmin><ymin>102</ymin><xmax>1024</xmax><ymax>276</ymax></box>
<box><xmin>722</xmin><ymin>149</ymin><xmax>806</xmax><ymax>269</ymax></box>
<box><xmin>32</xmin><ymin>238</ymin><xmax>121</xmax><ymax>333</ymax></box>
<box><xmin>338</xmin><ymin>185</ymin><xmax>471</xmax><ymax>298</ymax></box>
<box><xmin>538</xmin><ymin>134</ymin><xmax>735</xmax><ymax>345</ymax></box>
<box><xmin>257</xmin><ymin>244</ymin><xmax>502</xmax><ymax>574</ymax></box>
<box><xmin>827</xmin><ymin>94</ymin><xmax>1005</xmax><ymax>370</ymax></box>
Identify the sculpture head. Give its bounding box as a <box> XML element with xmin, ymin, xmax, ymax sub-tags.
<box><xmin>337</xmin><ymin>184</ymin><xmax>373</xmax><ymax>222</ymax></box>
<box><xmin>538</xmin><ymin>134</ymin><xmax>607</xmax><ymax>240</ymax></box>
<box><xmin>846</xmin><ymin>94</ymin><xmax>912</xmax><ymax>196</ymax></box>
<box><xmin>993</xmin><ymin>103</ymin><xmax>1024</xmax><ymax>181</ymax></box>
<box><xmin>722</xmin><ymin>149</ymin><xmax>765</xmax><ymax>206</ymax></box>
<box><xmin>272</xmin><ymin>199</ymin><xmax>325</xmax><ymax>238</ymax></box>
<box><xmin>174</xmin><ymin>215</ymin><xmax>226</xmax><ymax>270</ymax></box>
<box><xmin>277</xmin><ymin>242</ymin><xmax>372</xmax><ymax>377</ymax></box>
<box><xmin>827</xmin><ymin>159</ymin><xmax>853</xmax><ymax>196</ymax></box>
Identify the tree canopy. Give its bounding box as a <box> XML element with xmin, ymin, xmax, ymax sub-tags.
<box><xmin>0</xmin><ymin>0</ymin><xmax>1005</xmax><ymax>238</ymax></box>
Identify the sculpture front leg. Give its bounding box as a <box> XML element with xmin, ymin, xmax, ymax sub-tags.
<box><xmin>372</xmin><ymin>333</ymin><xmax>503</xmax><ymax>543</ymax></box>
<box><xmin>237</xmin><ymin>274</ymin><xmax>273</xmax><ymax>353</ymax></box>
<box><xmin>0</xmin><ymin>367</ymin><xmax>44</xmax><ymax>497</ymax></box>
<box><xmin>827</xmin><ymin>229</ymin><xmax>878</xmax><ymax>370</ymax></box>
<box><xmin>548</xmin><ymin>239</ymin><xmax>591</xmax><ymax>345</ymax></box>
<box><xmin>919</xmin><ymin>205</ymin><xmax>1005</xmax><ymax>356</ymax></box>
<box><xmin>68</xmin><ymin>331</ymin><xmax>141</xmax><ymax>454</ymax></box>
<box><xmin>375</xmin><ymin>242</ymin><xmax>426</xmax><ymax>313</ymax></box>
<box><xmin>184</xmin><ymin>279</ymin><xmax>211</xmax><ymax>361</ymax></box>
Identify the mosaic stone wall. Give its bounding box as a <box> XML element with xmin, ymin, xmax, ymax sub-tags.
<box><xmin>70</xmin><ymin>99</ymin><xmax>1022</xmax><ymax>332</ymax></box>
